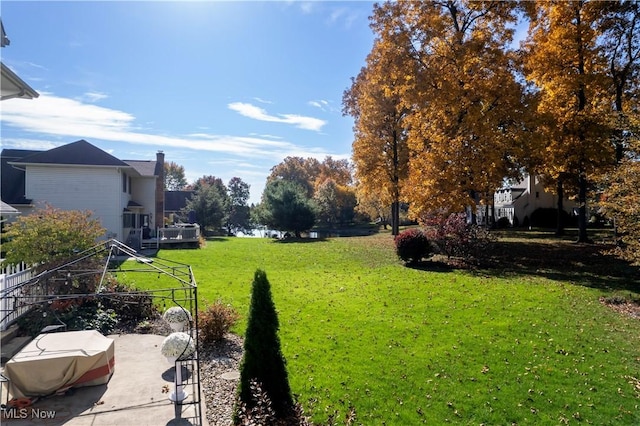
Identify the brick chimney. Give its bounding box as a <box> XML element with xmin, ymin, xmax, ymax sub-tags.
<box><xmin>155</xmin><ymin>151</ymin><xmax>165</xmax><ymax>229</ymax></box>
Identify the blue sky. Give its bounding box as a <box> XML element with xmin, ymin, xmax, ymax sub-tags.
<box><xmin>1</xmin><ymin>1</ymin><xmax>376</xmax><ymax>204</ymax></box>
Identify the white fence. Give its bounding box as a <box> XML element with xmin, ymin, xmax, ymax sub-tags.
<box><xmin>0</xmin><ymin>267</ymin><xmax>35</xmax><ymax>331</ymax></box>
<box><xmin>0</xmin><ymin>261</ymin><xmax>29</xmax><ymax>276</ymax></box>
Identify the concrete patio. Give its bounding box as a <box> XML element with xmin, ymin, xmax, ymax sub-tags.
<box><xmin>1</xmin><ymin>334</ymin><xmax>208</xmax><ymax>426</ymax></box>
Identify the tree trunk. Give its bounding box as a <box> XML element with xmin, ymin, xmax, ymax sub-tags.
<box><xmin>576</xmin><ymin>172</ymin><xmax>590</xmax><ymax>243</ymax></box>
<box><xmin>391</xmin><ymin>201</ymin><xmax>400</xmax><ymax>236</ymax></box>
<box><xmin>555</xmin><ymin>178</ymin><xmax>564</xmax><ymax>237</ymax></box>
<box><xmin>391</xmin><ymin>128</ymin><xmax>400</xmax><ymax>236</ymax></box>
<box><xmin>491</xmin><ymin>195</ymin><xmax>496</xmax><ymax>228</ymax></box>
<box><xmin>484</xmin><ymin>203</ymin><xmax>491</xmax><ymax>228</ymax></box>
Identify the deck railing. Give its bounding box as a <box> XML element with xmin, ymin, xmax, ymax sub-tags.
<box><xmin>0</xmin><ymin>267</ymin><xmax>37</xmax><ymax>331</ymax></box>
<box><xmin>158</xmin><ymin>225</ymin><xmax>200</xmax><ymax>242</ymax></box>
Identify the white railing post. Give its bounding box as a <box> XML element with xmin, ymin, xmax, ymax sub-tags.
<box><xmin>0</xmin><ymin>267</ymin><xmax>35</xmax><ymax>331</ymax></box>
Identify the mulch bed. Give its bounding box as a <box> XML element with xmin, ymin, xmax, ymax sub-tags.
<box><xmin>599</xmin><ymin>297</ymin><xmax>640</xmax><ymax>320</ymax></box>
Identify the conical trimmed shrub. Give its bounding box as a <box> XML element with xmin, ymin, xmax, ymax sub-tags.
<box><xmin>235</xmin><ymin>269</ymin><xmax>293</xmax><ymax>421</ymax></box>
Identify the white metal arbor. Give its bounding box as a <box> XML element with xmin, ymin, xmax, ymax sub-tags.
<box><xmin>0</xmin><ymin>239</ymin><xmax>203</xmax><ymax>425</ymax></box>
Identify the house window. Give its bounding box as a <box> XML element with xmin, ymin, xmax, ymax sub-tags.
<box><xmin>128</xmin><ymin>176</ymin><xmax>132</xmax><ymax>194</ymax></box>
<box><xmin>123</xmin><ymin>212</ymin><xmax>135</xmax><ymax>228</ymax></box>
<box><xmin>122</xmin><ymin>173</ymin><xmax>127</xmax><ymax>193</ymax></box>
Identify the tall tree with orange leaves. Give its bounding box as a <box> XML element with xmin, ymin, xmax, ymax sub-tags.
<box><xmin>522</xmin><ymin>0</ymin><xmax>615</xmax><ymax>242</ymax></box>
<box><xmin>342</xmin><ymin>35</ymin><xmax>411</xmax><ymax>235</ymax></box>
<box><xmin>359</xmin><ymin>1</ymin><xmax>527</xmax><ymax>224</ymax></box>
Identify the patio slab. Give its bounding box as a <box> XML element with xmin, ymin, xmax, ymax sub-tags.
<box><xmin>1</xmin><ymin>334</ymin><xmax>208</xmax><ymax>426</ymax></box>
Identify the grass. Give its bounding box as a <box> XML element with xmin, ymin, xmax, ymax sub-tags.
<box><xmin>116</xmin><ymin>231</ymin><xmax>640</xmax><ymax>425</ymax></box>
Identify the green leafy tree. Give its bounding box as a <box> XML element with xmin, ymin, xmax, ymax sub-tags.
<box><xmin>236</xmin><ymin>269</ymin><xmax>293</xmax><ymax>422</ymax></box>
<box><xmin>164</xmin><ymin>161</ymin><xmax>188</xmax><ymax>191</ymax></box>
<box><xmin>183</xmin><ymin>179</ymin><xmax>228</xmax><ymax>234</ymax></box>
<box><xmin>227</xmin><ymin>177</ymin><xmax>252</xmax><ymax>233</ymax></box>
<box><xmin>257</xmin><ymin>180</ymin><xmax>316</xmax><ymax>238</ymax></box>
<box><xmin>3</xmin><ymin>205</ymin><xmax>105</xmax><ymax>268</ymax></box>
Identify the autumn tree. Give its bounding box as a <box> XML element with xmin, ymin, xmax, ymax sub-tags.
<box><xmin>598</xmin><ymin>0</ymin><xmax>640</xmax><ymax>163</ymax></box>
<box><xmin>343</xmin><ymin>35</ymin><xmax>410</xmax><ymax>235</ymax></box>
<box><xmin>315</xmin><ymin>157</ymin><xmax>354</xmax><ymax>189</ymax></box>
<box><xmin>597</xmin><ymin>1</ymin><xmax>640</xmax><ymax>243</ymax></box>
<box><xmin>354</xmin><ymin>187</ymin><xmax>392</xmax><ymax>229</ymax></box>
<box><xmin>523</xmin><ymin>0</ymin><xmax>615</xmax><ymax>242</ymax></box>
<box><xmin>266</xmin><ymin>156</ymin><xmax>320</xmax><ymax>198</ymax></box>
<box><xmin>600</xmin><ymin>116</ymin><xmax>639</xmax><ymax>262</ymax></box>
<box><xmin>2</xmin><ymin>205</ymin><xmax>105</xmax><ymax>268</ymax></box>
<box><xmin>267</xmin><ymin>156</ymin><xmax>353</xmax><ymax>198</ymax></box>
<box><xmin>313</xmin><ymin>178</ymin><xmax>357</xmax><ymax>227</ymax></box>
<box><xmin>364</xmin><ymin>1</ymin><xmax>527</xmax><ymax>225</ymax></box>
<box><xmin>164</xmin><ymin>161</ymin><xmax>188</xmax><ymax>191</ymax></box>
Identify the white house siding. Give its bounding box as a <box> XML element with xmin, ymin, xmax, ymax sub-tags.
<box><xmin>25</xmin><ymin>165</ymin><xmax>123</xmax><ymax>239</ymax></box>
<box><xmin>131</xmin><ymin>176</ymin><xmax>157</xmax><ymax>217</ymax></box>
<box><xmin>490</xmin><ymin>175</ymin><xmax>579</xmax><ymax>226</ymax></box>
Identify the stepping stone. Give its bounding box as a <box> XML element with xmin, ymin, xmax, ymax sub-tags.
<box><xmin>220</xmin><ymin>371</ymin><xmax>240</xmax><ymax>380</ymax></box>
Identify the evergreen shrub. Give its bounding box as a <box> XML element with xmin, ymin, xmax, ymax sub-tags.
<box><xmin>235</xmin><ymin>269</ymin><xmax>293</xmax><ymax>422</ymax></box>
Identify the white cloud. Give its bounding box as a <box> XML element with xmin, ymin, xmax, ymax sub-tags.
<box><xmin>299</xmin><ymin>2</ymin><xmax>315</xmax><ymax>14</ymax></box>
<box><xmin>253</xmin><ymin>97</ymin><xmax>272</xmax><ymax>104</ymax></box>
<box><xmin>326</xmin><ymin>6</ymin><xmax>360</xmax><ymax>29</ymax></box>
<box><xmin>308</xmin><ymin>99</ymin><xmax>332</xmax><ymax>111</ymax></box>
<box><xmin>81</xmin><ymin>91</ymin><xmax>109</xmax><ymax>103</ymax></box>
<box><xmin>0</xmin><ymin>93</ymin><xmax>335</xmax><ymax>161</ymax></box>
<box><xmin>228</xmin><ymin>102</ymin><xmax>326</xmax><ymax>131</ymax></box>
<box><xmin>0</xmin><ymin>138</ymin><xmax>58</xmax><ymax>151</ymax></box>
<box><xmin>248</xmin><ymin>133</ymin><xmax>283</xmax><ymax>140</ymax></box>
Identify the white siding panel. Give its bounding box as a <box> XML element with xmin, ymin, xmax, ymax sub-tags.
<box><xmin>25</xmin><ymin>166</ymin><xmax>123</xmax><ymax>238</ymax></box>
<box><xmin>131</xmin><ymin>177</ymin><xmax>156</xmax><ymax>213</ymax></box>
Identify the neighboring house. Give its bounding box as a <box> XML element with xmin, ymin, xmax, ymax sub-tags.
<box><xmin>1</xmin><ymin>19</ymin><xmax>39</xmax><ymax>101</ymax></box>
<box><xmin>165</xmin><ymin>190</ymin><xmax>195</xmax><ymax>224</ymax></box>
<box><xmin>0</xmin><ymin>200</ymin><xmax>20</xmax><ymax>220</ymax></box>
<box><xmin>477</xmin><ymin>174</ymin><xmax>579</xmax><ymax>227</ymax></box>
<box><xmin>1</xmin><ymin>140</ymin><xmax>165</xmax><ymax>244</ymax></box>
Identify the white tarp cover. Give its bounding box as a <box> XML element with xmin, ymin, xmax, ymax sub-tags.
<box><xmin>5</xmin><ymin>330</ymin><xmax>115</xmax><ymax>398</ymax></box>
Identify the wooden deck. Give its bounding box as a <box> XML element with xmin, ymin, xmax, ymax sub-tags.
<box><xmin>127</xmin><ymin>225</ymin><xmax>201</xmax><ymax>249</ymax></box>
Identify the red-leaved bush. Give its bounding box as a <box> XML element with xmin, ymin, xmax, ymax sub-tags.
<box><xmin>423</xmin><ymin>212</ymin><xmax>495</xmax><ymax>261</ymax></box>
<box><xmin>394</xmin><ymin>228</ymin><xmax>432</xmax><ymax>264</ymax></box>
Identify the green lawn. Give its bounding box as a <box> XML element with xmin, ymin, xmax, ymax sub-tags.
<box><xmin>118</xmin><ymin>232</ymin><xmax>640</xmax><ymax>425</ymax></box>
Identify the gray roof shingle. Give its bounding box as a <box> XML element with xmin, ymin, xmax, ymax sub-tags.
<box><xmin>12</xmin><ymin>140</ymin><xmax>129</xmax><ymax>167</ymax></box>
<box><xmin>124</xmin><ymin>160</ymin><xmax>158</xmax><ymax>177</ymax></box>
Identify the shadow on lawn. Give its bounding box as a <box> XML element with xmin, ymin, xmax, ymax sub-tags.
<box><xmin>407</xmin><ymin>260</ymin><xmax>455</xmax><ymax>272</ymax></box>
<box><xmin>482</xmin><ymin>235</ymin><xmax>640</xmax><ymax>293</ymax></box>
<box><xmin>204</xmin><ymin>237</ymin><xmax>230</xmax><ymax>243</ymax></box>
<box><xmin>273</xmin><ymin>237</ymin><xmax>327</xmax><ymax>244</ymax></box>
